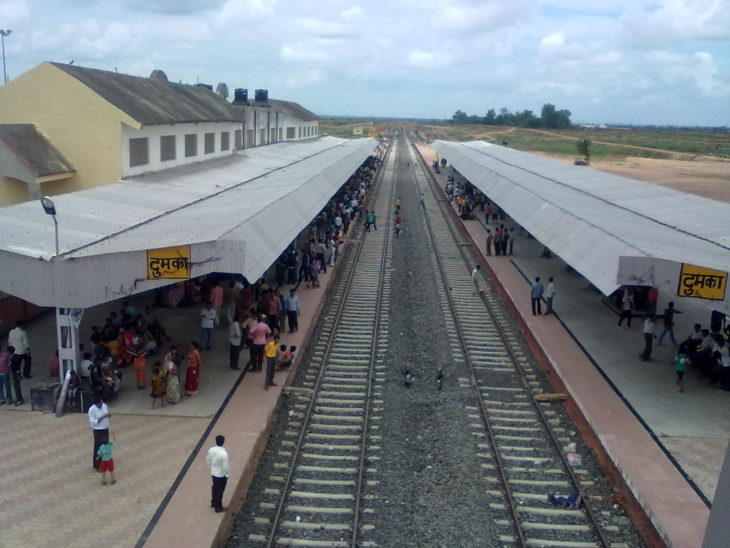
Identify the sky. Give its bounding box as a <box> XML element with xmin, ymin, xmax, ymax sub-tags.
<box><xmin>1</xmin><ymin>0</ymin><xmax>729</xmax><ymax>126</ymax></box>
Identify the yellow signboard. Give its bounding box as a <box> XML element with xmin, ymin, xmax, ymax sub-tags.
<box><xmin>147</xmin><ymin>246</ymin><xmax>191</xmax><ymax>280</ymax></box>
<box><xmin>677</xmin><ymin>264</ymin><xmax>727</xmax><ymax>301</ymax></box>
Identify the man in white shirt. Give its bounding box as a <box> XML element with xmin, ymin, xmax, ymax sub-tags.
<box><xmin>200</xmin><ymin>302</ymin><xmax>217</xmax><ymax>350</ymax></box>
<box><xmin>88</xmin><ymin>395</ymin><xmax>111</xmax><ymax>470</ymax></box>
<box><xmin>639</xmin><ymin>315</ymin><xmax>656</xmax><ymax>361</ymax></box>
<box><xmin>471</xmin><ymin>264</ymin><xmax>484</xmax><ymax>295</ymax></box>
<box><xmin>207</xmin><ymin>434</ymin><xmax>230</xmax><ymax>513</ymax></box>
<box><xmin>544</xmin><ymin>277</ymin><xmax>556</xmax><ymax>315</ymax></box>
<box><xmin>8</xmin><ymin>321</ymin><xmax>31</xmax><ymax>378</ymax></box>
<box><xmin>229</xmin><ymin>315</ymin><xmax>243</xmax><ymax>370</ymax></box>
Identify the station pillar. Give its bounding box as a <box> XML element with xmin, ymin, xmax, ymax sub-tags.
<box><xmin>703</xmin><ymin>439</ymin><xmax>730</xmax><ymax>547</ymax></box>
<box><xmin>55</xmin><ymin>307</ymin><xmax>82</xmax><ymax>380</ymax></box>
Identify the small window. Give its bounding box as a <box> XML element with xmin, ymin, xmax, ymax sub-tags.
<box><xmin>160</xmin><ymin>135</ymin><xmax>176</xmax><ymax>161</ymax></box>
<box><xmin>279</xmin><ymin>128</ymin><xmax>283</xmax><ymax>140</ymax></box>
<box><xmin>185</xmin><ymin>134</ymin><xmax>197</xmax><ymax>157</ymax></box>
<box><xmin>234</xmin><ymin>130</ymin><xmax>243</xmax><ymax>149</ymax></box>
<box><xmin>298</xmin><ymin>127</ymin><xmax>302</xmax><ymax>138</ymax></box>
<box><xmin>204</xmin><ymin>132</ymin><xmax>215</xmax><ymax>154</ymax></box>
<box><xmin>221</xmin><ymin>132</ymin><xmax>230</xmax><ymax>151</ymax></box>
<box><xmin>259</xmin><ymin>129</ymin><xmax>266</xmax><ymax>144</ymax></box>
<box><xmin>286</xmin><ymin>127</ymin><xmax>295</xmax><ymax>139</ymax></box>
<box><xmin>129</xmin><ymin>137</ymin><xmax>149</xmax><ymax>167</ymax></box>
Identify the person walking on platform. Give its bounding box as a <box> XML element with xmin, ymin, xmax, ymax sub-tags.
<box><xmin>210</xmin><ymin>281</ymin><xmax>224</xmax><ymax>327</ymax></box>
<box><xmin>508</xmin><ymin>228</ymin><xmax>515</xmax><ymax>255</ymax></box>
<box><xmin>264</xmin><ymin>335</ymin><xmax>280</xmax><ymax>389</ymax></box>
<box><xmin>544</xmin><ymin>277</ymin><xmax>556</xmax><ymax>315</ymax></box>
<box><xmin>485</xmin><ymin>229</ymin><xmax>493</xmax><ymax>256</ymax></box>
<box><xmin>617</xmin><ymin>290</ymin><xmax>634</xmax><ymax>329</ymax></box>
<box><xmin>639</xmin><ymin>315</ymin><xmax>656</xmax><ymax>361</ymax></box>
<box><xmin>674</xmin><ymin>350</ymin><xmax>688</xmax><ymax>393</ymax></box>
<box><xmin>207</xmin><ymin>434</ymin><xmax>229</xmax><ymax>513</ymax></box>
<box><xmin>184</xmin><ymin>341</ymin><xmax>202</xmax><ymax>396</ymax></box>
<box><xmin>530</xmin><ymin>277</ymin><xmax>544</xmax><ymax>316</ymax></box>
<box><xmin>658</xmin><ymin>302</ymin><xmax>682</xmax><ymax>345</ymax></box>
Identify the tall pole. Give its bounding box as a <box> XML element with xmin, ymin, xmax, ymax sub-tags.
<box><xmin>0</xmin><ymin>29</ymin><xmax>11</xmax><ymax>84</ymax></box>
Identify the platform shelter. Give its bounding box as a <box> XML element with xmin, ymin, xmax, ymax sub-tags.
<box><xmin>0</xmin><ymin>136</ymin><xmax>378</xmax><ymax>374</ymax></box>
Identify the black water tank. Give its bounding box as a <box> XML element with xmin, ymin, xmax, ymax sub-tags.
<box><xmin>255</xmin><ymin>89</ymin><xmax>268</xmax><ymax>102</ymax></box>
<box><xmin>234</xmin><ymin>88</ymin><xmax>248</xmax><ymax>102</ymax></box>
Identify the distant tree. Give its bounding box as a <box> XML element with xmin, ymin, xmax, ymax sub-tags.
<box><xmin>452</xmin><ymin>110</ymin><xmax>469</xmax><ymax>124</ymax></box>
<box><xmin>495</xmin><ymin>107</ymin><xmax>515</xmax><ymax>126</ymax></box>
<box><xmin>576</xmin><ymin>137</ymin><xmax>592</xmax><ymax>163</ymax></box>
<box><xmin>485</xmin><ymin>109</ymin><xmax>497</xmax><ymax>125</ymax></box>
<box><xmin>541</xmin><ymin>103</ymin><xmax>572</xmax><ymax>129</ymax></box>
<box><xmin>514</xmin><ymin>109</ymin><xmax>540</xmax><ymax>128</ymax></box>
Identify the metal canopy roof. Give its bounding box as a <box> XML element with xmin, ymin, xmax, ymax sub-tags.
<box><xmin>433</xmin><ymin>140</ymin><xmax>730</xmax><ymax>296</ymax></box>
<box><xmin>0</xmin><ymin>136</ymin><xmax>377</xmax><ymax>308</ymax></box>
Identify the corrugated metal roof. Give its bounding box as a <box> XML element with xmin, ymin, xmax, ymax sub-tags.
<box><xmin>432</xmin><ymin>140</ymin><xmax>730</xmax><ymax>296</ymax></box>
<box><xmin>269</xmin><ymin>99</ymin><xmax>319</xmax><ymax>121</ymax></box>
<box><xmin>0</xmin><ymin>124</ymin><xmax>75</xmax><ymax>176</ymax></box>
<box><xmin>0</xmin><ymin>136</ymin><xmax>375</xmax><ymax>261</ymax></box>
<box><xmin>51</xmin><ymin>62</ymin><xmax>246</xmax><ymax>125</ymax></box>
<box><xmin>0</xmin><ymin>136</ymin><xmax>377</xmax><ymax>307</ymax></box>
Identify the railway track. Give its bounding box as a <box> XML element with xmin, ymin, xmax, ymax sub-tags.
<box><xmin>246</xmin><ymin>140</ymin><xmax>398</xmax><ymax>547</ymax></box>
<box><xmin>407</xmin><ymin>135</ymin><xmax>621</xmax><ymax>547</ymax></box>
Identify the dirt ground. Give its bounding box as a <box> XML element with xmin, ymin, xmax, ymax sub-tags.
<box><xmin>588</xmin><ymin>157</ymin><xmax>730</xmax><ymax>203</ymax></box>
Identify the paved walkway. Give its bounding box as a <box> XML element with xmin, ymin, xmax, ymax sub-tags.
<box><xmin>0</xmin><ymin>410</ymin><xmax>207</xmax><ymax>548</ymax></box>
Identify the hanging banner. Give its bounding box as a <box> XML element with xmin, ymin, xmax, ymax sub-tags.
<box><xmin>677</xmin><ymin>264</ymin><xmax>727</xmax><ymax>301</ymax></box>
<box><xmin>68</xmin><ymin>308</ymin><xmax>84</xmax><ymax>328</ymax></box>
<box><xmin>147</xmin><ymin>246</ymin><xmax>192</xmax><ymax>279</ymax></box>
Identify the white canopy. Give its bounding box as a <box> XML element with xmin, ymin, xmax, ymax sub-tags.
<box><xmin>433</xmin><ymin>140</ymin><xmax>730</xmax><ymax>297</ymax></box>
<box><xmin>0</xmin><ymin>136</ymin><xmax>377</xmax><ymax>307</ymax></box>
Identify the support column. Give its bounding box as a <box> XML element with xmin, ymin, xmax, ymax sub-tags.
<box><xmin>703</xmin><ymin>439</ymin><xmax>730</xmax><ymax>547</ymax></box>
<box><xmin>55</xmin><ymin>307</ymin><xmax>82</xmax><ymax>381</ymax></box>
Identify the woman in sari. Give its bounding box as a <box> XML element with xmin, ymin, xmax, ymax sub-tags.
<box><xmin>184</xmin><ymin>341</ymin><xmax>202</xmax><ymax>397</ymax></box>
<box><xmin>163</xmin><ymin>347</ymin><xmax>182</xmax><ymax>404</ymax></box>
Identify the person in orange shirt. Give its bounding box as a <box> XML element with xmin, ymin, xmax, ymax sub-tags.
<box><xmin>210</xmin><ymin>281</ymin><xmax>224</xmax><ymax>327</ymax></box>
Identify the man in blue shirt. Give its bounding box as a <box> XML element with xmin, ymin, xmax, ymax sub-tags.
<box><xmin>531</xmin><ymin>277</ymin><xmax>544</xmax><ymax>316</ymax></box>
<box><xmin>286</xmin><ymin>289</ymin><xmax>301</xmax><ymax>333</ymax></box>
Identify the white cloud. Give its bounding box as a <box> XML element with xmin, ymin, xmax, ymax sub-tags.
<box><xmin>340</xmin><ymin>5</ymin><xmax>363</xmax><ymax>21</ymax></box>
<box><xmin>540</xmin><ymin>31</ymin><xmax>565</xmax><ymax>47</ymax></box>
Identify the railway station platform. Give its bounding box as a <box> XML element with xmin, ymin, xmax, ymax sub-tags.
<box><xmin>420</xmin><ymin>144</ymin><xmax>722</xmax><ymax>548</ymax></box>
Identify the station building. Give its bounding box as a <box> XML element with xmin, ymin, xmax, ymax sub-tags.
<box><xmin>0</xmin><ymin>62</ymin><xmax>320</xmax><ymax>206</ymax></box>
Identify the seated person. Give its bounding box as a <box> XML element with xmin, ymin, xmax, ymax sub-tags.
<box><xmin>67</xmin><ymin>370</ymin><xmax>82</xmax><ymax>409</ymax></box>
<box><xmin>277</xmin><ymin>345</ymin><xmax>297</xmax><ymax>371</ymax></box>
<box><xmin>540</xmin><ymin>246</ymin><xmax>553</xmax><ymax>258</ymax></box>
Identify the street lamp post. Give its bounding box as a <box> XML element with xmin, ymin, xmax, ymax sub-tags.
<box><xmin>0</xmin><ymin>29</ymin><xmax>11</xmax><ymax>84</ymax></box>
<box><xmin>41</xmin><ymin>196</ymin><xmax>59</xmax><ymax>257</ymax></box>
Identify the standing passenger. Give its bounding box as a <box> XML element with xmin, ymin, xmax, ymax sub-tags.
<box><xmin>639</xmin><ymin>315</ymin><xmax>656</xmax><ymax>361</ymax></box>
<box><xmin>485</xmin><ymin>229</ymin><xmax>493</xmax><ymax>256</ymax></box>
<box><xmin>544</xmin><ymin>277</ymin><xmax>555</xmax><ymax>315</ymax></box>
<box><xmin>530</xmin><ymin>277</ymin><xmax>544</xmax><ymax>316</ymax></box>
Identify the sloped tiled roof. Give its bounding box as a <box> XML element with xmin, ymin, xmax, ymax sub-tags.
<box><xmin>269</xmin><ymin>99</ymin><xmax>319</xmax><ymax>121</ymax></box>
<box><xmin>51</xmin><ymin>62</ymin><xmax>246</xmax><ymax>126</ymax></box>
<box><xmin>0</xmin><ymin>124</ymin><xmax>75</xmax><ymax>176</ymax></box>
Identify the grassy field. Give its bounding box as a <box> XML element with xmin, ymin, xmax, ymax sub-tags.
<box><xmin>320</xmin><ymin>119</ymin><xmax>730</xmax><ymax>161</ymax></box>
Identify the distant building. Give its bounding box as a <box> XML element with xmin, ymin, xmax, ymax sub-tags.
<box><xmin>353</xmin><ymin>126</ymin><xmax>364</xmax><ymax>136</ymax></box>
<box><xmin>0</xmin><ymin>63</ymin><xmax>320</xmax><ymax>206</ymax></box>
<box><xmin>231</xmin><ymin>88</ymin><xmax>319</xmax><ymax>147</ymax></box>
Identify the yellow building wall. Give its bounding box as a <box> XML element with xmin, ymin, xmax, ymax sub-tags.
<box><xmin>0</xmin><ymin>62</ymin><xmax>139</xmax><ymax>204</ymax></box>
<box><xmin>0</xmin><ymin>176</ymin><xmax>30</xmax><ymax>206</ymax></box>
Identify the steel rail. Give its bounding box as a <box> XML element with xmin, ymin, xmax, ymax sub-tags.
<box><xmin>265</xmin><ymin>140</ymin><xmax>395</xmax><ymax>548</ymax></box>
<box><xmin>410</xmin><ymin>133</ymin><xmax>611</xmax><ymax>548</ymax></box>
<box><xmin>403</xmin><ymin>133</ymin><xmax>527</xmax><ymax>546</ymax></box>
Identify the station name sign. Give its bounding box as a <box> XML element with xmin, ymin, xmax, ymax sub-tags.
<box><xmin>146</xmin><ymin>246</ymin><xmax>191</xmax><ymax>279</ymax></box>
<box><xmin>677</xmin><ymin>264</ymin><xmax>727</xmax><ymax>301</ymax></box>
